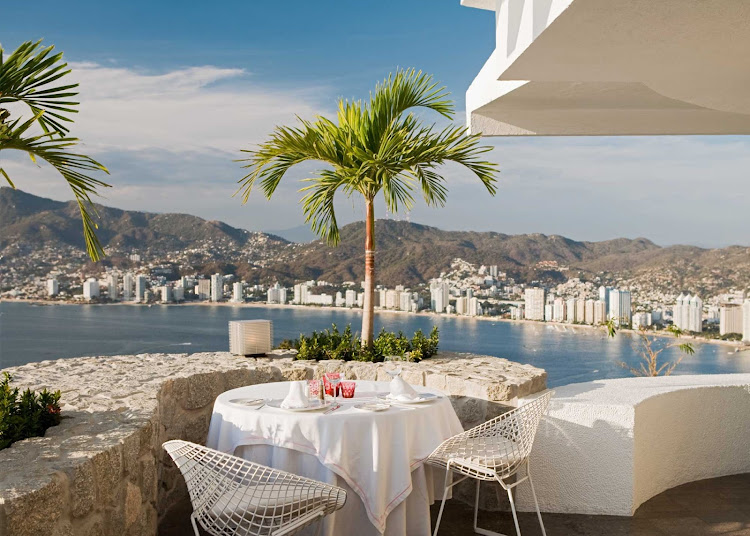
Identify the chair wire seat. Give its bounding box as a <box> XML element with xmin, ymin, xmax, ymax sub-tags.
<box><xmin>427</xmin><ymin>390</ymin><xmax>553</xmax><ymax>536</ymax></box>
<box><xmin>163</xmin><ymin>440</ymin><xmax>347</xmax><ymax>536</ymax></box>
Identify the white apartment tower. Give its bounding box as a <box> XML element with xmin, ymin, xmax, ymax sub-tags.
<box><xmin>123</xmin><ymin>273</ymin><xmax>134</xmax><ymax>301</ymax></box>
<box><xmin>720</xmin><ymin>304</ymin><xmax>743</xmax><ymax>336</ymax></box>
<box><xmin>210</xmin><ymin>273</ymin><xmax>223</xmax><ymax>302</ymax></box>
<box><xmin>345</xmin><ymin>289</ymin><xmax>357</xmax><ymax>308</ymax></box>
<box><xmin>524</xmin><ymin>288</ymin><xmax>545</xmax><ymax>321</ymax></box>
<box><xmin>430</xmin><ymin>282</ymin><xmax>450</xmax><ymax>314</ymax></box>
<box><xmin>584</xmin><ymin>299</ymin><xmax>595</xmax><ymax>325</ymax></box>
<box><xmin>674</xmin><ymin>294</ymin><xmax>703</xmax><ymax>333</ymax></box>
<box><xmin>46</xmin><ymin>279</ymin><xmax>59</xmax><ymax>297</ymax></box>
<box><xmin>593</xmin><ymin>300</ymin><xmax>607</xmax><ymax>325</ymax></box>
<box><xmin>743</xmin><ymin>300</ymin><xmax>750</xmax><ymax>342</ymax></box>
<box><xmin>566</xmin><ymin>298</ymin><xmax>577</xmax><ymax>323</ymax></box>
<box><xmin>234</xmin><ymin>282</ymin><xmax>244</xmax><ymax>303</ymax></box>
<box><xmin>83</xmin><ymin>279</ymin><xmax>100</xmax><ymax>300</ymax></box>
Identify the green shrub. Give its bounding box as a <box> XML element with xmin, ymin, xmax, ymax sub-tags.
<box><xmin>278</xmin><ymin>324</ymin><xmax>439</xmax><ymax>363</ymax></box>
<box><xmin>0</xmin><ymin>372</ymin><xmax>62</xmax><ymax>451</ymax></box>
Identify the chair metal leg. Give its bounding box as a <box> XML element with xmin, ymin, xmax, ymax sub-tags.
<box><xmin>433</xmin><ymin>468</ymin><xmax>453</xmax><ymax>536</ymax></box>
<box><xmin>190</xmin><ymin>514</ymin><xmax>200</xmax><ymax>536</ymax></box>
<box><xmin>526</xmin><ymin>465</ymin><xmax>547</xmax><ymax>536</ymax></box>
<box><xmin>506</xmin><ymin>488</ymin><xmax>522</xmax><ymax>536</ymax></box>
<box><xmin>472</xmin><ymin>480</ymin><xmax>510</xmax><ymax>536</ymax></box>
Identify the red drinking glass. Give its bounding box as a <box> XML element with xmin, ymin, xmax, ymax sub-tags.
<box><xmin>341</xmin><ymin>381</ymin><xmax>356</xmax><ymax>399</ymax></box>
<box><xmin>307</xmin><ymin>379</ymin><xmax>322</xmax><ymax>398</ymax></box>
<box><xmin>323</xmin><ymin>373</ymin><xmax>341</xmax><ymax>396</ymax></box>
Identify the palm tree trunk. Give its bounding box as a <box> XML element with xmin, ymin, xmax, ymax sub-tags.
<box><xmin>362</xmin><ymin>197</ymin><xmax>376</xmax><ymax>348</ymax></box>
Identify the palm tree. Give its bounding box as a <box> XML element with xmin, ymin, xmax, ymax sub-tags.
<box><xmin>0</xmin><ymin>40</ymin><xmax>109</xmax><ymax>261</ymax></box>
<box><xmin>238</xmin><ymin>69</ymin><xmax>498</xmax><ymax>348</ymax></box>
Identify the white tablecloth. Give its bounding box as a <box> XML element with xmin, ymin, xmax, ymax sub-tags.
<box><xmin>206</xmin><ymin>381</ymin><xmax>464</xmax><ymax>535</ymax></box>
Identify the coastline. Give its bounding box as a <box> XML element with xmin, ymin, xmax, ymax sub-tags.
<box><xmin>5</xmin><ymin>298</ymin><xmax>746</xmax><ymax>349</ymax></box>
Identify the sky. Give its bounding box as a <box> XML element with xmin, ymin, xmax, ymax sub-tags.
<box><xmin>1</xmin><ymin>0</ymin><xmax>748</xmax><ymax>247</ymax></box>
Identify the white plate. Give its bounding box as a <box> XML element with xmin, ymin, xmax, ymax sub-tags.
<box><xmin>386</xmin><ymin>393</ymin><xmax>439</xmax><ymax>404</ymax></box>
<box><xmin>354</xmin><ymin>402</ymin><xmax>391</xmax><ymax>412</ymax></box>
<box><xmin>265</xmin><ymin>399</ymin><xmax>334</xmax><ymax>412</ymax></box>
<box><xmin>229</xmin><ymin>398</ymin><xmax>265</xmax><ymax>407</ymax></box>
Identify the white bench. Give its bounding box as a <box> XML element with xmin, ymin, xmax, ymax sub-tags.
<box><xmin>515</xmin><ymin>374</ymin><xmax>750</xmax><ymax>515</ymax></box>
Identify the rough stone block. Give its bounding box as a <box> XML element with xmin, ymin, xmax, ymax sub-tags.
<box><xmin>70</xmin><ymin>460</ymin><xmax>96</xmax><ymax>518</ymax></box>
<box><xmin>125</xmin><ymin>482</ymin><xmax>142</xmax><ymax>528</ymax></box>
<box><xmin>4</xmin><ymin>475</ymin><xmax>65</xmax><ymax>536</ymax></box>
<box><xmin>92</xmin><ymin>445</ymin><xmax>124</xmax><ymax>505</ymax></box>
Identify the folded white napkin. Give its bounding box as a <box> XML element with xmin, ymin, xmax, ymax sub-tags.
<box><xmin>281</xmin><ymin>381</ymin><xmax>310</xmax><ymax>409</ymax></box>
<box><xmin>389</xmin><ymin>376</ymin><xmax>418</xmax><ymax>401</ymax></box>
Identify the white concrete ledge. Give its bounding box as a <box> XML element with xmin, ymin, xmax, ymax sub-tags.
<box><xmin>516</xmin><ymin>374</ymin><xmax>750</xmax><ymax>515</ymax></box>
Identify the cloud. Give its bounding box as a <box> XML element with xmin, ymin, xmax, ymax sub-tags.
<box><xmin>54</xmin><ymin>62</ymin><xmax>329</xmax><ymax>154</ymax></box>
<box><xmin>3</xmin><ymin>62</ymin><xmax>749</xmax><ymax>247</ymax></box>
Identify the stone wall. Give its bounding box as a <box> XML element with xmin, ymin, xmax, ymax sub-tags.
<box><xmin>0</xmin><ymin>352</ymin><xmax>546</xmax><ymax>535</ymax></box>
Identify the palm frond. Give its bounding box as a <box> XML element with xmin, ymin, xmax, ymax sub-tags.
<box><xmin>0</xmin><ymin>40</ymin><xmax>79</xmax><ymax>135</ymax></box>
<box><xmin>1</xmin><ymin>115</ymin><xmax>110</xmax><ymax>260</ymax></box>
<box><xmin>299</xmin><ymin>169</ymin><xmax>350</xmax><ymax>245</ymax></box>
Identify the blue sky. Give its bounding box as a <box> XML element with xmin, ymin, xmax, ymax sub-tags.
<box><xmin>1</xmin><ymin>1</ymin><xmax>748</xmax><ymax>247</ymax></box>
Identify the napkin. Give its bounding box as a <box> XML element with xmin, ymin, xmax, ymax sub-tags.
<box><xmin>281</xmin><ymin>381</ymin><xmax>310</xmax><ymax>409</ymax></box>
<box><xmin>389</xmin><ymin>376</ymin><xmax>418</xmax><ymax>401</ymax></box>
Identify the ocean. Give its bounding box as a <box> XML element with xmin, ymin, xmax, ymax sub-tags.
<box><xmin>2</xmin><ymin>301</ymin><xmax>748</xmax><ymax>387</ymax></box>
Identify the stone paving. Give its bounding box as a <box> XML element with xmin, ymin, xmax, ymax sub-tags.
<box><xmin>429</xmin><ymin>473</ymin><xmax>750</xmax><ymax>536</ymax></box>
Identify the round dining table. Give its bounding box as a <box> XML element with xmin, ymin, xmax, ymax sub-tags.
<box><xmin>206</xmin><ymin>380</ymin><xmax>464</xmax><ymax>536</ymax></box>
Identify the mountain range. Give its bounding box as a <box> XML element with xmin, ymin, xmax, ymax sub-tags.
<box><xmin>1</xmin><ymin>187</ymin><xmax>748</xmax><ymax>294</ymax></box>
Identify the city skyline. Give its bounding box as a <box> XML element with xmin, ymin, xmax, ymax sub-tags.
<box><xmin>1</xmin><ymin>3</ymin><xmax>749</xmax><ymax>247</ymax></box>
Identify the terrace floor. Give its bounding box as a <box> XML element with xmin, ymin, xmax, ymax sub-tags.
<box><xmin>430</xmin><ymin>473</ymin><xmax>750</xmax><ymax>536</ymax></box>
<box><xmin>165</xmin><ymin>473</ymin><xmax>750</xmax><ymax>535</ymax></box>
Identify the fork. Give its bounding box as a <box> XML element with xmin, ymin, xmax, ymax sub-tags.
<box><xmin>324</xmin><ymin>403</ymin><xmax>342</xmax><ymax>415</ymax></box>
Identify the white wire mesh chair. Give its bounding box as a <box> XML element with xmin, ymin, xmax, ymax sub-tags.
<box><xmin>427</xmin><ymin>390</ymin><xmax>553</xmax><ymax>536</ymax></box>
<box><xmin>163</xmin><ymin>440</ymin><xmax>347</xmax><ymax>536</ymax></box>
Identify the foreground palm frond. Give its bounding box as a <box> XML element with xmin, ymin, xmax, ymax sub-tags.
<box><xmin>0</xmin><ymin>40</ymin><xmax>110</xmax><ymax>261</ymax></box>
<box><xmin>237</xmin><ymin>68</ymin><xmax>499</xmax><ymax>346</ymax></box>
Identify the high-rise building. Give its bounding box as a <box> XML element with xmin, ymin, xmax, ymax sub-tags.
<box><xmin>468</xmin><ymin>296</ymin><xmax>482</xmax><ymax>317</ymax></box>
<box><xmin>385</xmin><ymin>290</ymin><xmax>398</xmax><ymax>309</ymax></box>
<box><xmin>172</xmin><ymin>286</ymin><xmax>184</xmax><ymax>302</ymax></box>
<box><xmin>743</xmin><ymin>300</ymin><xmax>750</xmax><ymax>342</ymax></box>
<box><xmin>345</xmin><ymin>289</ymin><xmax>357</xmax><ymax>308</ymax></box>
<box><xmin>267</xmin><ymin>283</ymin><xmax>285</xmax><ymax>304</ymax></box>
<box><xmin>575</xmin><ymin>299</ymin><xmax>586</xmax><ymax>324</ymax></box>
<box><xmin>720</xmin><ymin>304</ymin><xmax>743</xmax><ymax>335</ymax></box>
<box><xmin>399</xmin><ymin>291</ymin><xmax>412</xmax><ymax>312</ymax></box>
<box><xmin>553</xmin><ymin>297</ymin><xmax>565</xmax><ymax>323</ymax></box>
<box><xmin>489</xmin><ymin>265</ymin><xmax>498</xmax><ymax>278</ymax></box>
<box><xmin>123</xmin><ymin>273</ymin><xmax>134</xmax><ymax>301</ymax></box>
<box><xmin>196</xmin><ymin>279</ymin><xmax>211</xmax><ymax>300</ymax></box>
<box><xmin>609</xmin><ymin>289</ymin><xmax>632</xmax><ymax>326</ymax></box>
<box><xmin>632</xmin><ymin>312</ymin><xmax>652</xmax><ymax>329</ymax></box>
<box><xmin>293</xmin><ymin>283</ymin><xmax>309</xmax><ymax>304</ymax></box>
<box><xmin>584</xmin><ymin>299</ymin><xmax>595</xmax><ymax>325</ymax></box>
<box><xmin>46</xmin><ymin>279</ymin><xmax>59</xmax><ymax>297</ymax></box>
<box><xmin>430</xmin><ymin>282</ymin><xmax>450</xmax><ymax>313</ymax></box>
<box><xmin>599</xmin><ymin>286</ymin><xmax>613</xmax><ymax>313</ymax></box>
<box><xmin>544</xmin><ymin>304</ymin><xmax>554</xmax><ymax>322</ymax></box>
<box><xmin>210</xmin><ymin>273</ymin><xmax>223</xmax><ymax>302</ymax></box>
<box><xmin>159</xmin><ymin>285</ymin><xmax>172</xmax><ymax>303</ymax></box>
<box><xmin>566</xmin><ymin>298</ymin><xmax>577</xmax><ymax>323</ymax></box>
<box><xmin>593</xmin><ymin>300</ymin><xmax>607</xmax><ymax>325</ymax></box>
<box><xmin>135</xmin><ymin>275</ymin><xmax>147</xmax><ymax>302</ymax></box>
<box><xmin>524</xmin><ymin>288</ymin><xmax>545</xmax><ymax>321</ymax></box>
<box><xmin>106</xmin><ymin>273</ymin><xmax>118</xmax><ymax>301</ymax></box>
<box><xmin>234</xmin><ymin>282</ymin><xmax>244</xmax><ymax>303</ymax></box>
<box><xmin>674</xmin><ymin>293</ymin><xmax>703</xmax><ymax>333</ymax></box>
<box><xmin>83</xmin><ymin>279</ymin><xmax>99</xmax><ymax>300</ymax></box>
